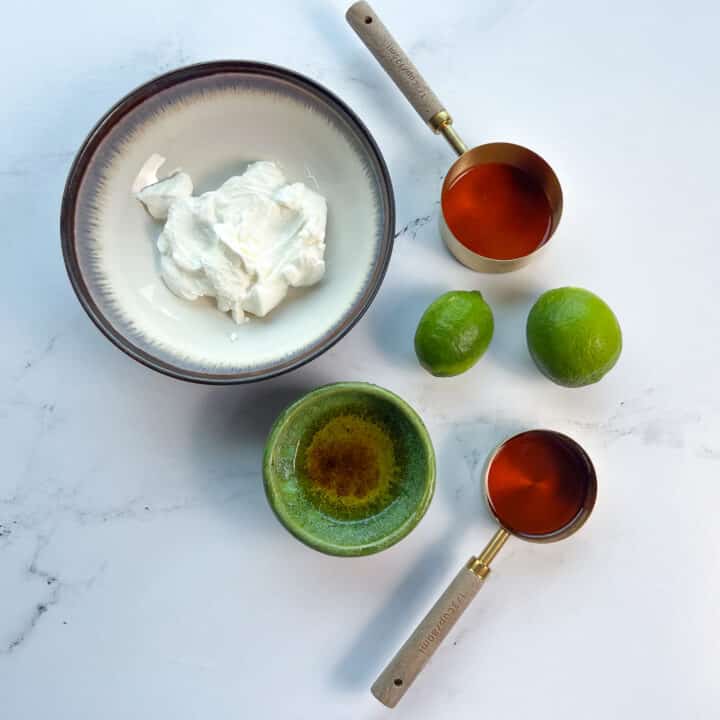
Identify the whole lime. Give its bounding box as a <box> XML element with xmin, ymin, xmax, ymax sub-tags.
<box><xmin>414</xmin><ymin>291</ymin><xmax>494</xmax><ymax>377</ymax></box>
<box><xmin>526</xmin><ymin>287</ymin><xmax>622</xmax><ymax>387</ymax></box>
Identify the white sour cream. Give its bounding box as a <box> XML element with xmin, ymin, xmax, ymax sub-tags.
<box><xmin>133</xmin><ymin>156</ymin><xmax>327</xmax><ymax>324</ymax></box>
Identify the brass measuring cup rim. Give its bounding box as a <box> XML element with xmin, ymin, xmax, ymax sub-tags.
<box><xmin>481</xmin><ymin>429</ymin><xmax>598</xmax><ymax>544</ymax></box>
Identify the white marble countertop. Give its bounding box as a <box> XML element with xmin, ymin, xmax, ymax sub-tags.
<box><xmin>2</xmin><ymin>0</ymin><xmax>719</xmax><ymax>717</ymax></box>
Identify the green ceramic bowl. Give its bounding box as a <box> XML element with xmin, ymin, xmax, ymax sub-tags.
<box><xmin>263</xmin><ymin>382</ymin><xmax>436</xmax><ymax>556</ymax></box>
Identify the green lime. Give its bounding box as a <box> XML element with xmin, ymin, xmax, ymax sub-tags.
<box><xmin>526</xmin><ymin>287</ymin><xmax>622</xmax><ymax>387</ymax></box>
<box><xmin>414</xmin><ymin>291</ymin><xmax>494</xmax><ymax>377</ymax></box>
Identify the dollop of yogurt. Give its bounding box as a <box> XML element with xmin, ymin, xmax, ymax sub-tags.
<box><xmin>133</xmin><ymin>156</ymin><xmax>327</xmax><ymax>324</ymax></box>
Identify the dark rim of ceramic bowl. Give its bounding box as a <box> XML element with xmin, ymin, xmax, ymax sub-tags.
<box><xmin>60</xmin><ymin>60</ymin><xmax>395</xmax><ymax>385</ymax></box>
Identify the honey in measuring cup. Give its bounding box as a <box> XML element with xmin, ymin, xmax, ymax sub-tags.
<box><xmin>441</xmin><ymin>162</ymin><xmax>554</xmax><ymax>261</ymax></box>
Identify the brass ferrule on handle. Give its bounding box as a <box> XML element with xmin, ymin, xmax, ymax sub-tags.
<box><xmin>468</xmin><ymin>527</ymin><xmax>511</xmax><ymax>577</ymax></box>
<box><xmin>429</xmin><ymin>110</ymin><xmax>468</xmax><ymax>156</ymax></box>
<box><xmin>371</xmin><ymin>527</ymin><xmax>511</xmax><ymax>707</ymax></box>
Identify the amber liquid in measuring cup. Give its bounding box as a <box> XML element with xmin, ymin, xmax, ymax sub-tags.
<box><xmin>442</xmin><ymin>163</ymin><xmax>553</xmax><ymax>261</ymax></box>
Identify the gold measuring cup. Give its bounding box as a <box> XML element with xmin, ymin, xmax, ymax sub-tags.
<box><xmin>346</xmin><ymin>2</ymin><xmax>563</xmax><ymax>272</ymax></box>
<box><xmin>370</xmin><ymin>430</ymin><xmax>597</xmax><ymax>707</ymax></box>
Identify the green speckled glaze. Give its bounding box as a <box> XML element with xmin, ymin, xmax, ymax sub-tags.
<box><xmin>263</xmin><ymin>383</ymin><xmax>436</xmax><ymax>556</ymax></box>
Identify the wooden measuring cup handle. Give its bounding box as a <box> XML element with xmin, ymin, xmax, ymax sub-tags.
<box><xmin>371</xmin><ymin>560</ymin><xmax>486</xmax><ymax>707</ymax></box>
<box><xmin>346</xmin><ymin>1</ymin><xmax>446</xmax><ymax>128</ymax></box>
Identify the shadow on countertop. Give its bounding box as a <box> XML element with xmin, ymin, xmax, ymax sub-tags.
<box><xmin>368</xmin><ymin>283</ymin><xmax>449</xmax><ymax>369</ymax></box>
<box><xmin>189</xmin><ymin>378</ymin><xmax>317</xmax><ymax>536</ymax></box>
<box><xmin>484</xmin><ymin>280</ymin><xmax>543</xmax><ymax>381</ymax></box>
